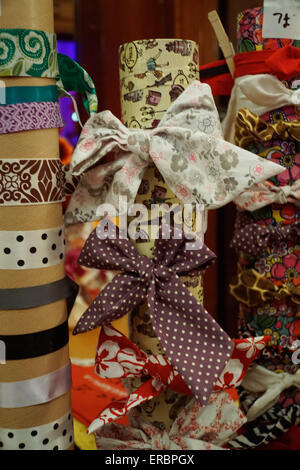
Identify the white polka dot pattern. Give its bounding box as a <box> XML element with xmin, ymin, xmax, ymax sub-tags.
<box><xmin>0</xmin><ymin>227</ymin><xmax>65</xmax><ymax>270</ymax></box>
<box><xmin>230</xmin><ymin>220</ymin><xmax>300</xmax><ymax>257</ymax></box>
<box><xmin>73</xmin><ymin>227</ymin><xmax>234</xmax><ymax>405</ymax></box>
<box><xmin>0</xmin><ymin>410</ymin><xmax>73</xmax><ymax>450</ymax></box>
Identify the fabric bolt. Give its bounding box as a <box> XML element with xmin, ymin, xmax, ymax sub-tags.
<box><xmin>230</xmin><ymin>268</ymin><xmax>300</xmax><ymax>307</ymax></box>
<box><xmin>94</xmin><ymin>395</ymin><xmax>246</xmax><ymax>451</ymax></box>
<box><xmin>0</xmin><ymin>85</ymin><xmax>58</xmax><ymax>105</ymax></box>
<box><xmin>0</xmin><ymin>159</ymin><xmax>64</xmax><ymax>206</ymax></box>
<box><xmin>0</xmin><ymin>410</ymin><xmax>74</xmax><ymax>450</ymax></box>
<box><xmin>72</xmin><ymin>224</ymin><xmax>234</xmax><ymax>405</ymax></box>
<box><xmin>0</xmin><ymin>101</ymin><xmax>64</xmax><ymax>134</ymax></box>
<box><xmin>0</xmin><ymin>363</ymin><xmax>72</xmax><ymax>408</ymax></box>
<box><xmin>0</xmin><ymin>275</ymin><xmax>78</xmax><ymax>311</ymax></box>
<box><xmin>226</xmin><ymin>5</ymin><xmax>300</xmax><ymax>449</ymax></box>
<box><xmin>0</xmin><ymin>226</ymin><xmax>65</xmax><ymax>270</ymax></box>
<box><xmin>0</xmin><ymin>320</ymin><xmax>69</xmax><ymax>360</ymax></box>
<box><xmin>88</xmin><ymin>324</ymin><xmax>269</xmax><ymax>433</ymax></box>
<box><xmin>65</xmin><ymin>80</ymin><xmax>283</xmax><ymax>225</ymax></box>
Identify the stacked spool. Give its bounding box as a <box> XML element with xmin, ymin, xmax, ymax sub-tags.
<box><xmin>0</xmin><ymin>0</ymin><xmax>74</xmax><ymax>450</ymax></box>
<box><xmin>119</xmin><ymin>38</ymin><xmax>203</xmax><ymax>430</ymax></box>
<box><xmin>228</xmin><ymin>6</ymin><xmax>300</xmax><ymax>448</ymax></box>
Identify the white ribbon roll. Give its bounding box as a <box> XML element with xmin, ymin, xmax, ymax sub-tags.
<box><xmin>0</xmin><ymin>363</ymin><xmax>72</xmax><ymax>408</ymax></box>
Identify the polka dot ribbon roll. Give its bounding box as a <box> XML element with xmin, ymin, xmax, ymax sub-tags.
<box><xmin>0</xmin><ymin>410</ymin><xmax>74</xmax><ymax>450</ymax></box>
<box><xmin>88</xmin><ymin>324</ymin><xmax>270</xmax><ymax>433</ymax></box>
<box><xmin>73</xmin><ymin>225</ymin><xmax>234</xmax><ymax>405</ymax></box>
<box><xmin>0</xmin><ymin>226</ymin><xmax>65</xmax><ymax>270</ymax></box>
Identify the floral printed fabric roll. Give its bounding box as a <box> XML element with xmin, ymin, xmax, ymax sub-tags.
<box><xmin>119</xmin><ymin>39</ymin><xmax>202</xmax><ymax>431</ymax></box>
<box><xmin>229</xmin><ymin>7</ymin><xmax>300</xmax><ymax>449</ymax></box>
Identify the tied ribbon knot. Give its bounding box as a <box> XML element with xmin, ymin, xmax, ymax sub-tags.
<box><xmin>73</xmin><ymin>224</ymin><xmax>234</xmax><ymax>405</ymax></box>
<box><xmin>234</xmin><ymin>179</ymin><xmax>300</xmax><ymax>211</ymax></box>
<box><xmin>88</xmin><ymin>324</ymin><xmax>270</xmax><ymax>434</ymax></box>
<box><xmin>65</xmin><ymin>80</ymin><xmax>284</xmax><ymax>225</ymax></box>
<box><xmin>231</xmin><ymin>220</ymin><xmax>300</xmax><ymax>257</ymax></box>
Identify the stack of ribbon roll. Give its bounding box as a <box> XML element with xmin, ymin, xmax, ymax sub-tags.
<box><xmin>0</xmin><ymin>0</ymin><xmax>75</xmax><ymax>451</ymax></box>
<box><xmin>67</xmin><ymin>33</ymin><xmax>286</xmax><ymax>445</ymax></box>
<box><xmin>223</xmin><ymin>6</ymin><xmax>300</xmax><ymax>449</ymax></box>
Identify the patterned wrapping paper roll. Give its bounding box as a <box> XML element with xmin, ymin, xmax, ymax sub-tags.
<box><xmin>0</xmin><ymin>0</ymin><xmax>74</xmax><ymax>450</ymax></box>
<box><xmin>119</xmin><ymin>39</ymin><xmax>202</xmax><ymax>430</ymax></box>
<box><xmin>227</xmin><ymin>7</ymin><xmax>300</xmax><ymax>449</ymax></box>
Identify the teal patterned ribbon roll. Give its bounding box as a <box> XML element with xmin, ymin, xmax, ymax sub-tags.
<box><xmin>0</xmin><ymin>85</ymin><xmax>58</xmax><ymax>105</ymax></box>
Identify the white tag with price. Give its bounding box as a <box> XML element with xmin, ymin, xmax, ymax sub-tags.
<box><xmin>263</xmin><ymin>0</ymin><xmax>300</xmax><ymax>40</ymax></box>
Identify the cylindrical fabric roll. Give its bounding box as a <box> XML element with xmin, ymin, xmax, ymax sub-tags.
<box><xmin>0</xmin><ymin>0</ymin><xmax>74</xmax><ymax>450</ymax></box>
<box><xmin>119</xmin><ymin>39</ymin><xmax>202</xmax><ymax>430</ymax></box>
<box><xmin>227</xmin><ymin>7</ymin><xmax>300</xmax><ymax>449</ymax></box>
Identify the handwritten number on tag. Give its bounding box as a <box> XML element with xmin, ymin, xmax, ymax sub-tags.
<box><xmin>273</xmin><ymin>12</ymin><xmax>291</xmax><ymax>28</ymax></box>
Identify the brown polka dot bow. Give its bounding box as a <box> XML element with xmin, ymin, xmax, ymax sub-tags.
<box><xmin>73</xmin><ymin>225</ymin><xmax>234</xmax><ymax>405</ymax></box>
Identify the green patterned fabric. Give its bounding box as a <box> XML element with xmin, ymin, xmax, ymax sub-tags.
<box><xmin>57</xmin><ymin>53</ymin><xmax>98</xmax><ymax>115</ymax></box>
<box><xmin>0</xmin><ymin>29</ymin><xmax>57</xmax><ymax>77</ymax></box>
<box><xmin>0</xmin><ymin>29</ymin><xmax>98</xmax><ymax>115</ymax></box>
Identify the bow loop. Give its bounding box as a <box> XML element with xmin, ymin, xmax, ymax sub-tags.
<box><xmin>127</xmin><ymin>131</ymin><xmax>150</xmax><ymax>162</ymax></box>
<box><xmin>66</xmin><ymin>80</ymin><xmax>284</xmax><ymax>225</ymax></box>
<box><xmin>73</xmin><ymin>225</ymin><xmax>233</xmax><ymax>405</ymax></box>
<box><xmin>291</xmin><ymin>89</ymin><xmax>300</xmax><ymax>106</ymax></box>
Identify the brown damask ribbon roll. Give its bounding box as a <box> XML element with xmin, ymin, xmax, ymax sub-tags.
<box><xmin>0</xmin><ymin>158</ymin><xmax>64</xmax><ymax>205</ymax></box>
<box><xmin>235</xmin><ymin>108</ymin><xmax>300</xmax><ymax>149</ymax></box>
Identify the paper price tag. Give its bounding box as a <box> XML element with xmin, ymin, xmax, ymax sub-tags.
<box><xmin>263</xmin><ymin>0</ymin><xmax>300</xmax><ymax>40</ymax></box>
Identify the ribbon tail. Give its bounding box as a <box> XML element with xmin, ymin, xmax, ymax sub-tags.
<box><xmin>246</xmin><ymin>383</ymin><xmax>285</xmax><ymax>422</ymax></box>
<box><xmin>88</xmin><ymin>378</ymin><xmax>165</xmax><ymax>434</ymax></box>
<box><xmin>73</xmin><ymin>275</ymin><xmax>144</xmax><ymax>335</ymax></box>
<box><xmin>149</xmin><ymin>277</ymin><xmax>234</xmax><ymax>405</ymax></box>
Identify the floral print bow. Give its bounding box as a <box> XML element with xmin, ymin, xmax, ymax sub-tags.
<box><xmin>234</xmin><ymin>178</ymin><xmax>300</xmax><ymax>211</ymax></box>
<box><xmin>88</xmin><ymin>324</ymin><xmax>270</xmax><ymax>434</ymax></box>
<box><xmin>65</xmin><ymin>80</ymin><xmax>284</xmax><ymax>225</ymax></box>
<box><xmin>73</xmin><ymin>224</ymin><xmax>233</xmax><ymax>406</ymax></box>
